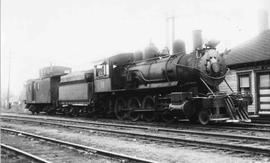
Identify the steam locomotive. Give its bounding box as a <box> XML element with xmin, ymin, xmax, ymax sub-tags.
<box><xmin>25</xmin><ymin>30</ymin><xmax>252</xmax><ymax>125</ymax></box>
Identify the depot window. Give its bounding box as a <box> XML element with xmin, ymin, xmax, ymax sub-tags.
<box><xmin>237</xmin><ymin>72</ymin><xmax>251</xmax><ymax>94</ymax></box>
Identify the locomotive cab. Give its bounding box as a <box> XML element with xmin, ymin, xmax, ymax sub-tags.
<box><xmin>94</xmin><ymin>60</ymin><xmax>112</xmax><ymax>92</ymax></box>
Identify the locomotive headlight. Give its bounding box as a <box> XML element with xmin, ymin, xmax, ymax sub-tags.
<box><xmin>197</xmin><ymin>46</ymin><xmax>227</xmax><ymax>86</ymax></box>
<box><xmin>211</xmin><ymin>62</ymin><xmax>220</xmax><ymax>73</ymax></box>
<box><xmin>202</xmin><ymin>49</ymin><xmax>224</xmax><ymax>76</ymax></box>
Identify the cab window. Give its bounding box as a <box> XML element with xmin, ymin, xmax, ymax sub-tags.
<box><xmin>95</xmin><ymin>62</ymin><xmax>109</xmax><ymax>77</ymax></box>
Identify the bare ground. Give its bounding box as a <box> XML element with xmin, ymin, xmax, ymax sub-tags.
<box><xmin>1</xmin><ymin>121</ymin><xmax>269</xmax><ymax>163</ymax></box>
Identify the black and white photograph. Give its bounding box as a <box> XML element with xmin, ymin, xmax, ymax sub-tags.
<box><xmin>1</xmin><ymin>0</ymin><xmax>270</xmax><ymax>162</ymax></box>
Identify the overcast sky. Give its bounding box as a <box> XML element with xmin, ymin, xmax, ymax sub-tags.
<box><xmin>1</xmin><ymin>0</ymin><xmax>270</xmax><ymax>97</ymax></box>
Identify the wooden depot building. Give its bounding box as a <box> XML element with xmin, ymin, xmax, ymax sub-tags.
<box><xmin>219</xmin><ymin>29</ymin><xmax>270</xmax><ymax>115</ymax></box>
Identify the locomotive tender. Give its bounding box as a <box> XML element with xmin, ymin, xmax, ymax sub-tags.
<box><xmin>25</xmin><ymin>30</ymin><xmax>252</xmax><ymax>125</ymax></box>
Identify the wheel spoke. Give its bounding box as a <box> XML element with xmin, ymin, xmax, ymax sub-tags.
<box><xmin>114</xmin><ymin>97</ymin><xmax>128</xmax><ymax>120</ymax></box>
<box><xmin>142</xmin><ymin>96</ymin><xmax>157</xmax><ymax>122</ymax></box>
<box><xmin>128</xmin><ymin>97</ymin><xmax>141</xmax><ymax>122</ymax></box>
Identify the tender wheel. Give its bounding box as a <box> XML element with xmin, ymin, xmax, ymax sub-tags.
<box><xmin>198</xmin><ymin>110</ymin><xmax>210</xmax><ymax>125</ymax></box>
<box><xmin>87</xmin><ymin>107</ymin><xmax>96</xmax><ymax>117</ymax></box>
<box><xmin>114</xmin><ymin>97</ymin><xmax>128</xmax><ymax>120</ymax></box>
<box><xmin>128</xmin><ymin>97</ymin><xmax>141</xmax><ymax>122</ymax></box>
<box><xmin>72</xmin><ymin>107</ymin><xmax>79</xmax><ymax>117</ymax></box>
<box><xmin>29</xmin><ymin>105</ymin><xmax>36</xmax><ymax>115</ymax></box>
<box><xmin>64</xmin><ymin>107</ymin><xmax>71</xmax><ymax>116</ymax></box>
<box><xmin>47</xmin><ymin>106</ymin><xmax>56</xmax><ymax>115</ymax></box>
<box><xmin>142</xmin><ymin>96</ymin><xmax>157</xmax><ymax>122</ymax></box>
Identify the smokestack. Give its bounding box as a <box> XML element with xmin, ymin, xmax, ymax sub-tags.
<box><xmin>258</xmin><ymin>10</ymin><xmax>269</xmax><ymax>33</ymax></box>
<box><xmin>192</xmin><ymin>30</ymin><xmax>203</xmax><ymax>50</ymax></box>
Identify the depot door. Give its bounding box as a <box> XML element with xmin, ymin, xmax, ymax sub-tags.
<box><xmin>257</xmin><ymin>71</ymin><xmax>270</xmax><ymax>114</ymax></box>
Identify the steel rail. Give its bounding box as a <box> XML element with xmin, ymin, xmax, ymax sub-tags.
<box><xmin>1</xmin><ymin>128</ymin><xmax>156</xmax><ymax>163</ymax></box>
<box><xmin>2</xmin><ymin>117</ymin><xmax>270</xmax><ymax>155</ymax></box>
<box><xmin>2</xmin><ymin>114</ymin><xmax>270</xmax><ymax>133</ymax></box>
<box><xmin>2</xmin><ymin>116</ymin><xmax>270</xmax><ymax>142</ymax></box>
<box><xmin>1</xmin><ymin>143</ymin><xmax>52</xmax><ymax>163</ymax></box>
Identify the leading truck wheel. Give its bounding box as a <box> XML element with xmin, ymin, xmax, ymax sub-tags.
<box><xmin>198</xmin><ymin>110</ymin><xmax>210</xmax><ymax>125</ymax></box>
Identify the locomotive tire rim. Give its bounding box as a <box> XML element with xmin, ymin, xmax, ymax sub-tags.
<box><xmin>127</xmin><ymin>97</ymin><xmax>141</xmax><ymax>122</ymax></box>
<box><xmin>198</xmin><ymin>110</ymin><xmax>210</xmax><ymax>125</ymax></box>
<box><xmin>114</xmin><ymin>97</ymin><xmax>128</xmax><ymax>120</ymax></box>
<box><xmin>142</xmin><ymin>96</ymin><xmax>157</xmax><ymax>122</ymax></box>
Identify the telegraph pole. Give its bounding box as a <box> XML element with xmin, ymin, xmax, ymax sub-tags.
<box><xmin>7</xmin><ymin>50</ymin><xmax>12</xmax><ymax>109</ymax></box>
<box><xmin>166</xmin><ymin>14</ymin><xmax>176</xmax><ymax>54</ymax></box>
<box><xmin>171</xmin><ymin>16</ymin><xmax>175</xmax><ymax>46</ymax></box>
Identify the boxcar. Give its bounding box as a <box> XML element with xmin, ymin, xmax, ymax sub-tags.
<box><xmin>25</xmin><ymin>66</ymin><xmax>71</xmax><ymax>114</ymax></box>
<box><xmin>25</xmin><ymin>79</ymin><xmax>36</xmax><ymax>105</ymax></box>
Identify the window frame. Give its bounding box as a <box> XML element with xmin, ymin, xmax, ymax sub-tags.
<box><xmin>94</xmin><ymin>61</ymin><xmax>110</xmax><ymax>79</ymax></box>
<box><xmin>237</xmin><ymin>71</ymin><xmax>252</xmax><ymax>94</ymax></box>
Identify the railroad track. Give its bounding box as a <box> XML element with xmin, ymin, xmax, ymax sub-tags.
<box><xmin>251</xmin><ymin>116</ymin><xmax>270</xmax><ymax>124</ymax></box>
<box><xmin>1</xmin><ymin>143</ymin><xmax>51</xmax><ymax>163</ymax></box>
<box><xmin>2</xmin><ymin>115</ymin><xmax>270</xmax><ymax>156</ymax></box>
<box><xmin>2</xmin><ymin>114</ymin><xmax>270</xmax><ymax>133</ymax></box>
<box><xmin>1</xmin><ymin>128</ymin><xmax>156</xmax><ymax>163</ymax></box>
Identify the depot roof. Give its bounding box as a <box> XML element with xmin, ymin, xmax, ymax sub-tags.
<box><xmin>225</xmin><ymin>30</ymin><xmax>270</xmax><ymax>67</ymax></box>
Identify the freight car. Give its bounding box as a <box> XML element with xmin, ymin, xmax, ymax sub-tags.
<box><xmin>25</xmin><ymin>66</ymin><xmax>71</xmax><ymax>114</ymax></box>
<box><xmin>25</xmin><ymin>31</ymin><xmax>252</xmax><ymax>125</ymax></box>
